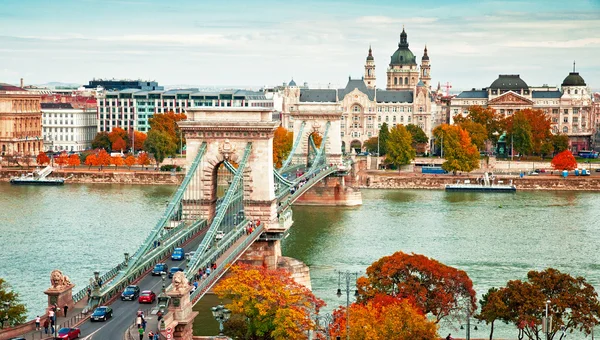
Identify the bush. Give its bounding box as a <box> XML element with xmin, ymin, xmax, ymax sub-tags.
<box><xmin>160</xmin><ymin>164</ymin><xmax>182</xmax><ymax>172</ymax></box>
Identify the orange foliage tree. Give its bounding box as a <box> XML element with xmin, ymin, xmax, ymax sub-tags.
<box><xmin>133</xmin><ymin>131</ymin><xmax>147</xmax><ymax>151</ymax></box>
<box><xmin>108</xmin><ymin>127</ymin><xmax>129</xmax><ymax>149</ymax></box>
<box><xmin>273</xmin><ymin>127</ymin><xmax>293</xmax><ymax>168</ymax></box>
<box><xmin>111</xmin><ymin>156</ymin><xmax>124</xmax><ymax>169</ymax></box>
<box><xmin>330</xmin><ymin>294</ymin><xmax>438</xmax><ymax>340</ymax></box>
<box><xmin>309</xmin><ymin>130</ymin><xmax>322</xmax><ymax>149</ymax></box>
<box><xmin>36</xmin><ymin>152</ymin><xmax>50</xmax><ymax>165</ymax></box>
<box><xmin>433</xmin><ymin>124</ymin><xmax>479</xmax><ymax>173</ymax></box>
<box><xmin>85</xmin><ymin>154</ymin><xmax>97</xmax><ymax>169</ymax></box>
<box><xmin>148</xmin><ymin>111</ymin><xmax>187</xmax><ymax>152</ymax></box>
<box><xmin>136</xmin><ymin>152</ymin><xmax>150</xmax><ymax>170</ymax></box>
<box><xmin>454</xmin><ymin>105</ymin><xmax>504</xmax><ymax>144</ymax></box>
<box><xmin>96</xmin><ymin>149</ymin><xmax>112</xmax><ymax>170</ymax></box>
<box><xmin>551</xmin><ymin>150</ymin><xmax>577</xmax><ymax>171</ymax></box>
<box><xmin>124</xmin><ymin>155</ymin><xmax>136</xmax><ymax>170</ymax></box>
<box><xmin>67</xmin><ymin>154</ymin><xmax>80</xmax><ymax>168</ymax></box>
<box><xmin>112</xmin><ymin>137</ymin><xmax>127</xmax><ymax>152</ymax></box>
<box><xmin>357</xmin><ymin>251</ymin><xmax>476</xmax><ymax>323</ymax></box>
<box><xmin>55</xmin><ymin>152</ymin><xmax>69</xmax><ymax>168</ymax></box>
<box><xmin>214</xmin><ymin>264</ymin><xmax>325</xmax><ymax>339</ymax></box>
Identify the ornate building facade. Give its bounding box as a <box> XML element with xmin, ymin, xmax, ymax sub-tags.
<box><xmin>0</xmin><ymin>83</ymin><xmax>43</xmax><ymax>156</ymax></box>
<box><xmin>282</xmin><ymin>28</ymin><xmax>436</xmax><ymax>153</ymax></box>
<box><xmin>450</xmin><ymin>69</ymin><xmax>594</xmax><ymax>152</ymax></box>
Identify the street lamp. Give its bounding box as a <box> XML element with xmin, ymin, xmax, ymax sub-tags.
<box><xmin>336</xmin><ymin>271</ymin><xmax>358</xmax><ymax>340</ymax></box>
<box><xmin>314</xmin><ymin>313</ymin><xmax>337</xmax><ymax>340</ymax></box>
<box><xmin>459</xmin><ymin>310</ymin><xmax>479</xmax><ymax>340</ymax></box>
<box><xmin>124</xmin><ymin>253</ymin><xmax>130</xmax><ymax>267</ymax></box>
<box><xmin>161</xmin><ymin>273</ymin><xmax>167</xmax><ymax>295</ymax></box>
<box><xmin>211</xmin><ymin>304</ymin><xmax>232</xmax><ymax>337</ymax></box>
<box><xmin>545</xmin><ymin>300</ymin><xmax>551</xmax><ymax>340</ymax></box>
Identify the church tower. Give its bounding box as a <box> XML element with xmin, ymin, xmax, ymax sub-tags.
<box><xmin>364</xmin><ymin>45</ymin><xmax>376</xmax><ymax>89</ymax></box>
<box><xmin>387</xmin><ymin>27</ymin><xmax>419</xmax><ymax>90</ymax></box>
<box><xmin>420</xmin><ymin>45</ymin><xmax>431</xmax><ymax>88</ymax></box>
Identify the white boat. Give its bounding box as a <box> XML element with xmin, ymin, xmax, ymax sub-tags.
<box><xmin>9</xmin><ymin>166</ymin><xmax>66</xmax><ymax>186</ymax></box>
<box><xmin>445</xmin><ymin>173</ymin><xmax>516</xmax><ymax>192</ymax></box>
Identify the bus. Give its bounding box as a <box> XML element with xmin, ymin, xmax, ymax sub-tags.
<box><xmin>578</xmin><ymin>150</ymin><xmax>598</xmax><ymax>159</ymax></box>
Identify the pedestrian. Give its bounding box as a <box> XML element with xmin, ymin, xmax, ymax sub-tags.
<box><xmin>35</xmin><ymin>315</ymin><xmax>40</xmax><ymax>330</ymax></box>
<box><xmin>148</xmin><ymin>331</ymin><xmax>154</xmax><ymax>340</ymax></box>
<box><xmin>87</xmin><ymin>287</ymin><xmax>92</xmax><ymax>299</ymax></box>
<box><xmin>142</xmin><ymin>317</ymin><xmax>147</xmax><ymax>331</ymax></box>
<box><xmin>43</xmin><ymin>318</ymin><xmax>49</xmax><ymax>334</ymax></box>
<box><xmin>153</xmin><ymin>332</ymin><xmax>159</xmax><ymax>340</ymax></box>
<box><xmin>48</xmin><ymin>309</ymin><xmax>55</xmax><ymax>325</ymax></box>
<box><xmin>446</xmin><ymin>334</ymin><xmax>453</xmax><ymax>340</ymax></box>
<box><xmin>138</xmin><ymin>326</ymin><xmax>144</xmax><ymax>340</ymax></box>
<box><xmin>63</xmin><ymin>305</ymin><xmax>68</xmax><ymax>317</ymax></box>
<box><xmin>136</xmin><ymin>315</ymin><xmax>142</xmax><ymax>328</ymax></box>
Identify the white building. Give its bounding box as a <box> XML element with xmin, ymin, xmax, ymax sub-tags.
<box><xmin>42</xmin><ymin>102</ymin><xmax>97</xmax><ymax>152</ymax></box>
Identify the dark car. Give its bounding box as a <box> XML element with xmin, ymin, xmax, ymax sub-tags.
<box><xmin>90</xmin><ymin>306</ymin><xmax>113</xmax><ymax>322</ymax></box>
<box><xmin>171</xmin><ymin>247</ymin><xmax>184</xmax><ymax>261</ymax></box>
<box><xmin>57</xmin><ymin>327</ymin><xmax>81</xmax><ymax>339</ymax></box>
<box><xmin>121</xmin><ymin>285</ymin><xmax>140</xmax><ymax>301</ymax></box>
<box><xmin>138</xmin><ymin>290</ymin><xmax>157</xmax><ymax>304</ymax></box>
<box><xmin>168</xmin><ymin>267</ymin><xmax>184</xmax><ymax>279</ymax></box>
<box><xmin>152</xmin><ymin>263</ymin><xmax>168</xmax><ymax>276</ymax></box>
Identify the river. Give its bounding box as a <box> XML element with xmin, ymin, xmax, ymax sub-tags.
<box><xmin>1</xmin><ymin>184</ymin><xmax>599</xmax><ymax>338</ymax></box>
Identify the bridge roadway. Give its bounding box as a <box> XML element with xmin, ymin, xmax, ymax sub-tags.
<box><xmin>77</xmin><ymin>226</ymin><xmax>210</xmax><ymax>340</ymax></box>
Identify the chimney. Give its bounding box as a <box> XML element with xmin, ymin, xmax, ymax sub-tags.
<box><xmin>20</xmin><ymin>78</ymin><xmax>24</xmax><ymax>88</ymax></box>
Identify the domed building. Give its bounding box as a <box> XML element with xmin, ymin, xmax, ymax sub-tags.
<box><xmin>450</xmin><ymin>65</ymin><xmax>594</xmax><ymax>152</ymax></box>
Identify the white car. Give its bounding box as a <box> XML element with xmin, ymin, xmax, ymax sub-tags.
<box><xmin>215</xmin><ymin>231</ymin><xmax>225</xmax><ymax>241</ymax></box>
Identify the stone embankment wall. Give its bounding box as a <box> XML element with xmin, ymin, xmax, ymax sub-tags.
<box><xmin>359</xmin><ymin>170</ymin><xmax>600</xmax><ymax>191</ymax></box>
<box><xmin>0</xmin><ymin>169</ymin><xmax>184</xmax><ymax>185</ymax></box>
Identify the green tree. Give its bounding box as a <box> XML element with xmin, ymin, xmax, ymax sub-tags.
<box><xmin>385</xmin><ymin>124</ymin><xmax>415</xmax><ymax>168</ymax></box>
<box><xmin>91</xmin><ymin>132</ymin><xmax>111</xmax><ymax>151</ymax></box>
<box><xmin>506</xmin><ymin>111</ymin><xmax>533</xmax><ymax>157</ymax></box>
<box><xmin>457</xmin><ymin>120</ymin><xmax>488</xmax><ymax>151</ymax></box>
<box><xmin>433</xmin><ymin>124</ymin><xmax>479</xmax><ymax>173</ymax></box>
<box><xmin>552</xmin><ymin>134</ymin><xmax>570</xmax><ymax>154</ymax></box>
<box><xmin>144</xmin><ymin>130</ymin><xmax>177</xmax><ymax>166</ymax></box>
<box><xmin>476</xmin><ymin>287</ymin><xmax>509</xmax><ymax>340</ymax></box>
<box><xmin>378</xmin><ymin>123</ymin><xmax>390</xmax><ymax>156</ymax></box>
<box><xmin>363</xmin><ymin>137</ymin><xmax>379</xmax><ymax>153</ymax></box>
<box><xmin>0</xmin><ymin>278</ymin><xmax>27</xmax><ymax>328</ymax></box>
<box><xmin>405</xmin><ymin>124</ymin><xmax>429</xmax><ymax>154</ymax></box>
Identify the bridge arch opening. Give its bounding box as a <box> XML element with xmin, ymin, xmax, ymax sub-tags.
<box><xmin>210</xmin><ymin>160</ymin><xmax>245</xmax><ymax>231</ymax></box>
<box><xmin>307</xmin><ymin>129</ymin><xmax>323</xmax><ymax>167</ymax></box>
<box><xmin>350</xmin><ymin>140</ymin><xmax>362</xmax><ymax>154</ymax></box>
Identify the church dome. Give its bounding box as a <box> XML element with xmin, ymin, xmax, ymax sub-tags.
<box><xmin>389</xmin><ymin>28</ymin><xmax>417</xmax><ymax>66</ymax></box>
<box><xmin>489</xmin><ymin>75</ymin><xmax>528</xmax><ymax>90</ymax></box>
<box><xmin>288</xmin><ymin>79</ymin><xmax>297</xmax><ymax>87</ymax></box>
<box><xmin>562</xmin><ymin>72</ymin><xmax>586</xmax><ymax>87</ymax></box>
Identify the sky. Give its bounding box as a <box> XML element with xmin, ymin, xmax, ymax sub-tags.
<box><xmin>1</xmin><ymin>0</ymin><xmax>600</xmax><ymax>91</ymax></box>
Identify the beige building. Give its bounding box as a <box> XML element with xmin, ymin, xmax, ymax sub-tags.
<box><xmin>450</xmin><ymin>70</ymin><xmax>594</xmax><ymax>152</ymax></box>
<box><xmin>282</xmin><ymin>28</ymin><xmax>435</xmax><ymax>153</ymax></box>
<box><xmin>0</xmin><ymin>83</ymin><xmax>43</xmax><ymax>156</ymax></box>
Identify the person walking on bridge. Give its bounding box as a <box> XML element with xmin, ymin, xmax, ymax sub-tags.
<box><xmin>43</xmin><ymin>318</ymin><xmax>49</xmax><ymax>334</ymax></box>
<box><xmin>138</xmin><ymin>326</ymin><xmax>144</xmax><ymax>340</ymax></box>
<box><xmin>148</xmin><ymin>331</ymin><xmax>154</xmax><ymax>340</ymax></box>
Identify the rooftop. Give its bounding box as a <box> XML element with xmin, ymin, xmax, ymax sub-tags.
<box><xmin>0</xmin><ymin>82</ymin><xmax>26</xmax><ymax>92</ymax></box>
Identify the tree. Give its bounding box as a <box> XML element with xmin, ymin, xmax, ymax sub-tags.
<box><xmin>330</xmin><ymin>294</ymin><xmax>438</xmax><ymax>340</ymax></box>
<box><xmin>363</xmin><ymin>137</ymin><xmax>379</xmax><ymax>154</ymax></box>
<box><xmin>133</xmin><ymin>131</ymin><xmax>147</xmax><ymax>151</ymax></box>
<box><xmin>434</xmin><ymin>124</ymin><xmax>479</xmax><ymax>174</ymax></box>
<box><xmin>0</xmin><ymin>278</ymin><xmax>27</xmax><ymax>328</ymax></box>
<box><xmin>67</xmin><ymin>154</ymin><xmax>80</xmax><ymax>168</ymax></box>
<box><xmin>55</xmin><ymin>152</ymin><xmax>68</xmax><ymax>168</ymax></box>
<box><xmin>522</xmin><ymin>109</ymin><xmax>552</xmax><ymax>155</ymax></box>
<box><xmin>273</xmin><ymin>127</ymin><xmax>294</xmax><ymax>168</ymax></box>
<box><xmin>476</xmin><ymin>287</ymin><xmax>510</xmax><ymax>340</ymax></box>
<box><xmin>386</xmin><ymin>124</ymin><xmax>415</xmax><ymax>168</ymax></box>
<box><xmin>111</xmin><ymin>156</ymin><xmax>124</xmax><ymax>169</ymax></box>
<box><xmin>144</xmin><ymin>130</ymin><xmax>177</xmax><ymax>166</ymax></box>
<box><xmin>136</xmin><ymin>153</ymin><xmax>151</xmax><ymax>170</ymax></box>
<box><xmin>112</xmin><ymin>137</ymin><xmax>126</xmax><ymax>152</ymax></box>
<box><xmin>454</xmin><ymin>105</ymin><xmax>504</xmax><ymax>144</ymax></box>
<box><xmin>91</xmin><ymin>132</ymin><xmax>111</xmax><ymax>151</ymax></box>
<box><xmin>457</xmin><ymin>120</ymin><xmax>488</xmax><ymax>151</ymax></box>
<box><xmin>356</xmin><ymin>251</ymin><xmax>476</xmax><ymax>323</ymax></box>
<box><xmin>36</xmin><ymin>152</ymin><xmax>50</xmax><ymax>165</ymax></box>
<box><xmin>124</xmin><ymin>155</ymin><xmax>136</xmax><ymax>170</ymax></box>
<box><xmin>309</xmin><ymin>130</ymin><xmax>322</xmax><ymax>149</ymax></box>
<box><xmin>214</xmin><ymin>264</ymin><xmax>325</xmax><ymax>340</ymax></box>
<box><xmin>148</xmin><ymin>111</ymin><xmax>187</xmax><ymax>152</ymax></box>
<box><xmin>552</xmin><ymin>134</ymin><xmax>570</xmax><ymax>154</ymax></box>
<box><xmin>378</xmin><ymin>123</ymin><xmax>390</xmax><ymax>155</ymax></box>
<box><xmin>551</xmin><ymin>150</ymin><xmax>577</xmax><ymax>171</ymax></box>
<box><xmin>96</xmin><ymin>149</ymin><xmax>112</xmax><ymax>170</ymax></box>
<box><xmin>405</xmin><ymin>124</ymin><xmax>429</xmax><ymax>154</ymax></box>
<box><xmin>85</xmin><ymin>154</ymin><xmax>97</xmax><ymax>170</ymax></box>
<box><xmin>505</xmin><ymin>111</ymin><xmax>533</xmax><ymax>157</ymax></box>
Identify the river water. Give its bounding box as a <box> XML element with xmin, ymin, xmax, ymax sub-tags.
<box><xmin>2</xmin><ymin>184</ymin><xmax>599</xmax><ymax>338</ymax></box>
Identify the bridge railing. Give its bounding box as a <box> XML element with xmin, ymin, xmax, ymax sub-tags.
<box><xmin>277</xmin><ymin>164</ymin><xmax>340</xmax><ymax>212</ymax></box>
<box><xmin>72</xmin><ymin>260</ymin><xmax>126</xmax><ymax>303</ymax></box>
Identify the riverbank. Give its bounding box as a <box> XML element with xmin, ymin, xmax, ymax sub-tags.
<box><xmin>0</xmin><ymin>168</ymin><xmax>184</xmax><ymax>185</ymax></box>
<box><xmin>358</xmin><ymin>170</ymin><xmax>600</xmax><ymax>191</ymax></box>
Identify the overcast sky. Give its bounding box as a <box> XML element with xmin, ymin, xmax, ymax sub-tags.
<box><xmin>1</xmin><ymin>0</ymin><xmax>599</xmax><ymax>90</ymax></box>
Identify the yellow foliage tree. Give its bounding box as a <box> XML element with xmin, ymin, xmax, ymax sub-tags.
<box><xmin>273</xmin><ymin>127</ymin><xmax>293</xmax><ymax>168</ymax></box>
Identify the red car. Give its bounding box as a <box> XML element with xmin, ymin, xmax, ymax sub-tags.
<box><xmin>138</xmin><ymin>290</ymin><xmax>156</xmax><ymax>304</ymax></box>
<box><xmin>57</xmin><ymin>327</ymin><xmax>81</xmax><ymax>339</ymax></box>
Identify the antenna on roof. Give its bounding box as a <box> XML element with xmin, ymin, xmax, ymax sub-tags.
<box><xmin>573</xmin><ymin>60</ymin><xmax>576</xmax><ymax>72</ymax></box>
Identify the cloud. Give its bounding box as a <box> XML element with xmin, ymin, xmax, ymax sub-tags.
<box><xmin>505</xmin><ymin>38</ymin><xmax>600</xmax><ymax>48</ymax></box>
<box><xmin>356</xmin><ymin>16</ymin><xmax>438</xmax><ymax>25</ymax></box>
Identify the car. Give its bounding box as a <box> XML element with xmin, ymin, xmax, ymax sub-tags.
<box><xmin>528</xmin><ymin>171</ymin><xmax>539</xmax><ymax>176</ymax></box>
<box><xmin>90</xmin><ymin>306</ymin><xmax>112</xmax><ymax>322</ymax></box>
<box><xmin>121</xmin><ymin>285</ymin><xmax>140</xmax><ymax>301</ymax></box>
<box><xmin>171</xmin><ymin>247</ymin><xmax>185</xmax><ymax>261</ymax></box>
<box><xmin>595</xmin><ymin>168</ymin><xmax>600</xmax><ymax>172</ymax></box>
<box><xmin>152</xmin><ymin>263</ymin><xmax>168</xmax><ymax>276</ymax></box>
<box><xmin>57</xmin><ymin>327</ymin><xmax>81</xmax><ymax>339</ymax></box>
<box><xmin>138</xmin><ymin>290</ymin><xmax>157</xmax><ymax>304</ymax></box>
<box><xmin>168</xmin><ymin>267</ymin><xmax>184</xmax><ymax>279</ymax></box>
<box><xmin>215</xmin><ymin>230</ymin><xmax>225</xmax><ymax>241</ymax></box>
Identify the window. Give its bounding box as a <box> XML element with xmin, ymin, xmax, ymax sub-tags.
<box><xmin>367</xmin><ymin>124</ymin><xmax>373</xmax><ymax>129</ymax></box>
<box><xmin>385</xmin><ymin>116</ymin><xmax>389</xmax><ymax>122</ymax></box>
<box><xmin>377</xmin><ymin>107</ymin><xmax>382</xmax><ymax>112</ymax></box>
<box><xmin>353</xmin><ymin>116</ymin><xmax>359</xmax><ymax>121</ymax></box>
<box><xmin>573</xmin><ymin>108</ymin><xmax>579</xmax><ymax>114</ymax></box>
<box><xmin>552</xmin><ymin>109</ymin><xmax>559</xmax><ymax>114</ymax></box>
<box><xmin>563</xmin><ymin>117</ymin><xmax>568</xmax><ymax>123</ymax></box>
<box><xmin>400</xmin><ymin>107</ymin><xmax>405</xmax><ymax>113</ymax></box>
<box><xmin>341</xmin><ymin>124</ymin><xmax>346</xmax><ymax>128</ymax></box>
<box><xmin>419</xmin><ymin>116</ymin><xmax>423</xmax><ymax>121</ymax></box>
<box><xmin>419</xmin><ymin>107</ymin><xmax>423</xmax><ymax>113</ymax></box>
<box><xmin>353</xmin><ymin>105</ymin><xmax>361</xmax><ymax>113</ymax></box>
<box><xmin>341</xmin><ymin>131</ymin><xmax>344</xmax><ymax>137</ymax></box>
<box><xmin>573</xmin><ymin>127</ymin><xmax>579</xmax><ymax>133</ymax></box>
<box><xmin>552</xmin><ymin>118</ymin><xmax>558</xmax><ymax>123</ymax></box>
<box><xmin>368</xmin><ymin>116</ymin><xmax>372</xmax><ymax>121</ymax></box>
<box><xmin>564</xmin><ymin>109</ymin><xmax>569</xmax><ymax>114</ymax></box>
<box><xmin>573</xmin><ymin>117</ymin><xmax>579</xmax><ymax>123</ymax></box>
<box><xmin>393</xmin><ymin>116</ymin><xmax>396</xmax><ymax>122</ymax></box>
<box><xmin>575</xmin><ymin>89</ymin><xmax>578</xmax><ymax>94</ymax></box>
<box><xmin>400</xmin><ymin>116</ymin><xmax>404</xmax><ymax>122</ymax></box>
<box><xmin>377</xmin><ymin>116</ymin><xmax>381</xmax><ymax>122</ymax></box>
<box><xmin>385</xmin><ymin>107</ymin><xmax>389</xmax><ymax>112</ymax></box>
<box><xmin>392</xmin><ymin>107</ymin><xmax>397</xmax><ymax>113</ymax></box>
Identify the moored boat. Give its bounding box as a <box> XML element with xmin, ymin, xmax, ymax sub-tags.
<box><xmin>445</xmin><ymin>173</ymin><xmax>516</xmax><ymax>192</ymax></box>
<box><xmin>9</xmin><ymin>166</ymin><xmax>66</xmax><ymax>186</ymax></box>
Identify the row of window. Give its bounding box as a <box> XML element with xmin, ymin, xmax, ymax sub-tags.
<box><xmin>43</xmin><ymin>119</ymin><xmax>96</xmax><ymax>126</ymax></box>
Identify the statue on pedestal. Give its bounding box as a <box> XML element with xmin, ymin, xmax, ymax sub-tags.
<box><xmin>50</xmin><ymin>270</ymin><xmax>72</xmax><ymax>290</ymax></box>
<box><xmin>172</xmin><ymin>272</ymin><xmax>189</xmax><ymax>293</ymax></box>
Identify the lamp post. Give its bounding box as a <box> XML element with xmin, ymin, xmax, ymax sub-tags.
<box><xmin>124</xmin><ymin>252</ymin><xmax>130</xmax><ymax>267</ymax></box>
<box><xmin>161</xmin><ymin>273</ymin><xmax>167</xmax><ymax>295</ymax></box>
<box><xmin>211</xmin><ymin>304</ymin><xmax>232</xmax><ymax>337</ymax></box>
<box><xmin>314</xmin><ymin>313</ymin><xmax>336</xmax><ymax>340</ymax></box>
<box><xmin>2</xmin><ymin>301</ymin><xmax>9</xmax><ymax>329</ymax></box>
<box><xmin>460</xmin><ymin>310</ymin><xmax>479</xmax><ymax>340</ymax></box>
<box><xmin>545</xmin><ymin>300</ymin><xmax>551</xmax><ymax>340</ymax></box>
<box><xmin>336</xmin><ymin>271</ymin><xmax>358</xmax><ymax>340</ymax></box>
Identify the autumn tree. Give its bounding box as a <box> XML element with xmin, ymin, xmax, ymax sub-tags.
<box><xmin>378</xmin><ymin>123</ymin><xmax>390</xmax><ymax>156</ymax></box>
<box><xmin>133</xmin><ymin>131</ymin><xmax>147</xmax><ymax>151</ymax></box>
<box><xmin>144</xmin><ymin>130</ymin><xmax>177</xmax><ymax>166</ymax></box>
<box><xmin>551</xmin><ymin>150</ymin><xmax>577</xmax><ymax>171</ymax></box>
<box><xmin>405</xmin><ymin>124</ymin><xmax>429</xmax><ymax>154</ymax></box>
<box><xmin>457</xmin><ymin>120</ymin><xmax>488</xmax><ymax>151</ymax></box>
<box><xmin>363</xmin><ymin>137</ymin><xmax>379</xmax><ymax>154</ymax></box>
<box><xmin>330</xmin><ymin>294</ymin><xmax>437</xmax><ymax>340</ymax></box>
<box><xmin>96</xmin><ymin>149</ymin><xmax>112</xmax><ymax>170</ymax></box>
<box><xmin>454</xmin><ymin>105</ymin><xmax>503</xmax><ymax>144</ymax></box>
<box><xmin>309</xmin><ymin>129</ymin><xmax>322</xmax><ymax>149</ymax></box>
<box><xmin>108</xmin><ymin>127</ymin><xmax>129</xmax><ymax>149</ymax></box>
<box><xmin>91</xmin><ymin>132</ymin><xmax>111</xmax><ymax>151</ymax></box>
<box><xmin>433</xmin><ymin>124</ymin><xmax>479</xmax><ymax>174</ymax></box>
<box><xmin>85</xmin><ymin>154</ymin><xmax>97</xmax><ymax>169</ymax></box>
<box><xmin>356</xmin><ymin>251</ymin><xmax>476</xmax><ymax>323</ymax></box>
<box><xmin>36</xmin><ymin>152</ymin><xmax>50</xmax><ymax>165</ymax></box>
<box><xmin>111</xmin><ymin>156</ymin><xmax>124</xmax><ymax>169</ymax></box>
<box><xmin>386</xmin><ymin>124</ymin><xmax>415</xmax><ymax>168</ymax></box>
<box><xmin>0</xmin><ymin>278</ymin><xmax>27</xmax><ymax>328</ymax></box>
<box><xmin>476</xmin><ymin>287</ymin><xmax>510</xmax><ymax>340</ymax></box>
<box><xmin>55</xmin><ymin>152</ymin><xmax>68</xmax><ymax>168</ymax></box>
<box><xmin>112</xmin><ymin>137</ymin><xmax>126</xmax><ymax>152</ymax></box>
<box><xmin>124</xmin><ymin>155</ymin><xmax>136</xmax><ymax>170</ymax></box>
<box><xmin>214</xmin><ymin>264</ymin><xmax>324</xmax><ymax>339</ymax></box>
<box><xmin>148</xmin><ymin>111</ymin><xmax>187</xmax><ymax>152</ymax></box>
<box><xmin>552</xmin><ymin>134</ymin><xmax>570</xmax><ymax>154</ymax></box>
<box><xmin>273</xmin><ymin>127</ymin><xmax>293</xmax><ymax>168</ymax></box>
<box><xmin>67</xmin><ymin>154</ymin><xmax>80</xmax><ymax>168</ymax></box>
<box><xmin>136</xmin><ymin>152</ymin><xmax>151</xmax><ymax>170</ymax></box>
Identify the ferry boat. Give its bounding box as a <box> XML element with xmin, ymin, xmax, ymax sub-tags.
<box><xmin>445</xmin><ymin>173</ymin><xmax>516</xmax><ymax>192</ymax></box>
<box><xmin>9</xmin><ymin>166</ymin><xmax>66</xmax><ymax>186</ymax></box>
